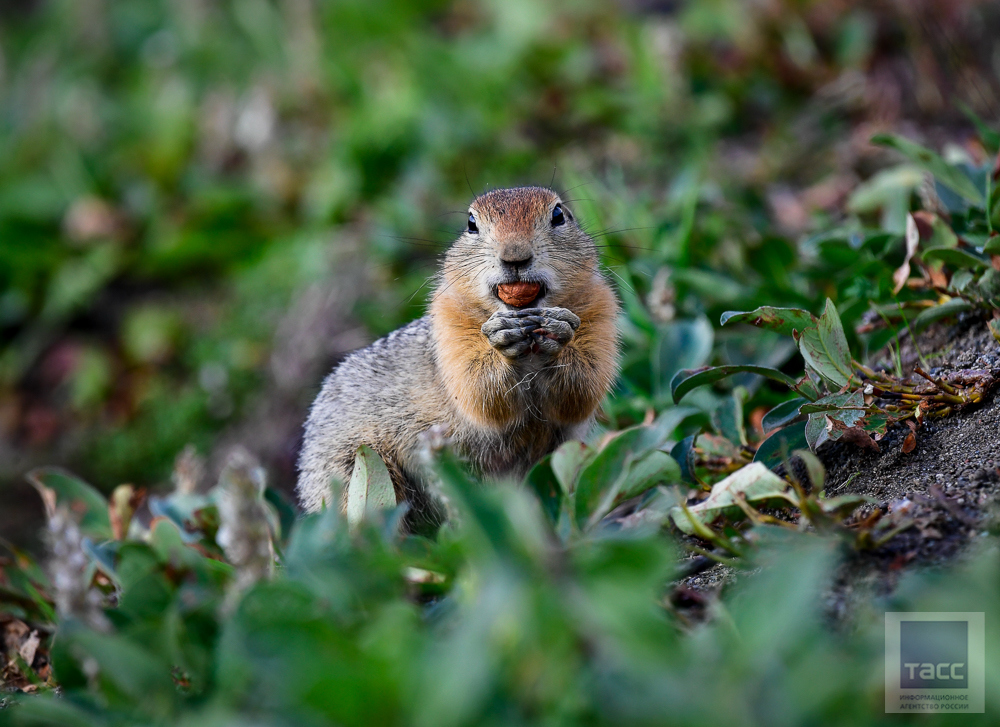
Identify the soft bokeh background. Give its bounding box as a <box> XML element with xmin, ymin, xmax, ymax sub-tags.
<box><xmin>2</xmin><ymin>0</ymin><xmax>999</xmax><ymax>548</ymax></box>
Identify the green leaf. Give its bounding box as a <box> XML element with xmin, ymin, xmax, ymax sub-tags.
<box><xmin>574</xmin><ymin>429</ymin><xmax>641</xmax><ymax>526</ymax></box>
<box><xmin>807</xmin><ymin>390</ymin><xmax>867</xmax><ymax>427</ymax></box>
<box><xmin>264</xmin><ymin>487</ymin><xmax>298</xmax><ymax>545</ymax></box>
<box><xmin>652</xmin><ymin>316</ymin><xmax>714</xmax><ymax>398</ymax></box>
<box><xmin>39</xmin><ymin>245</ymin><xmax>122</xmax><ymax>323</ymax></box>
<box><xmin>670</xmin><ymin>435</ymin><xmax>699</xmax><ymax>486</ymax></box>
<box><xmin>791</xmin><ymin>449</ymin><xmax>825</xmax><ymax>490</ymax></box>
<box><xmin>668</xmin><ymin>463</ymin><xmax>793</xmax><ymax>534</ymax></box>
<box><xmin>550</xmin><ymin>440</ymin><xmax>595</xmax><ymax>493</ymax></box>
<box><xmin>148</xmin><ymin>493</ymin><xmax>214</xmax><ymax>543</ymax></box>
<box><xmin>977</xmin><ymin>268</ymin><xmax>1000</xmax><ymax>302</ymax></box>
<box><xmin>912</xmin><ymin>298</ymin><xmax>974</xmax><ymax>333</ymax></box>
<box><xmin>799</xmin><ymin>392</ymin><xmax>867</xmax><ymax>415</ymax></box>
<box><xmin>761</xmin><ymin>398</ymin><xmax>807</xmax><ymax>433</ymax></box>
<box><xmin>720</xmin><ymin>306</ymin><xmax>817</xmax><ymax>337</ymax></box>
<box><xmin>921</xmin><ymin>213</ymin><xmax>960</xmax><ymax>250</ymax></box>
<box><xmin>846</xmin><ymin>166</ymin><xmax>925</xmax><ymax>223</ymax></box>
<box><xmin>950</xmin><ymin>269</ymin><xmax>977</xmax><ymax>294</ymax></box>
<box><xmin>525</xmin><ymin>456</ymin><xmax>562</xmax><ymax>526</ymax></box>
<box><xmin>670</xmin><ymin>365</ymin><xmax>798</xmax><ymax>403</ymax></box>
<box><xmin>817</xmin><ymin>493</ymin><xmax>874</xmax><ymax>519</ymax></box>
<box><xmin>617</xmin><ymin>450</ymin><xmax>681</xmax><ymax>504</ymax></box>
<box><xmin>711</xmin><ymin>389</ymin><xmax>747</xmax><ymax>446</ymax></box>
<box><xmin>26</xmin><ymin>467</ymin><xmax>112</xmax><ymax>540</ymax></box>
<box><xmin>82</xmin><ymin>539</ymin><xmax>120</xmax><ymax>579</ymax></box>
<box><xmin>872</xmin><ymin>133</ymin><xmax>986</xmax><ymax>205</ymax></box>
<box><xmin>148</xmin><ymin>518</ymin><xmax>215</xmax><ymax>573</ymax></box>
<box><xmin>63</xmin><ymin>629</ymin><xmax>176</xmax><ymax>708</ymax></box>
<box><xmin>921</xmin><ymin>247</ymin><xmax>990</xmax><ymax>270</ymax></box>
<box><xmin>805</xmin><ymin>413</ymin><xmax>829</xmax><ymax>451</ymax></box>
<box><xmin>753</xmin><ymin>422</ymin><xmax>808</xmax><ymax>471</ymax></box>
<box><xmin>989</xmin><ymin>318</ymin><xmax>1000</xmax><ymax>345</ymax></box>
<box><xmin>346</xmin><ymin>445</ymin><xmax>397</xmax><ymax>531</ymax></box>
<box><xmin>0</xmin><ymin>694</ymin><xmax>98</xmax><ymax>726</ymax></box>
<box><xmin>794</xmin><ymin>299</ymin><xmax>855</xmax><ymax>390</ymax></box>
<box><xmin>800</xmin><ymin>390</ymin><xmax>868</xmax><ymax>452</ymax></box>
<box><xmin>983</xmin><ymin>236</ymin><xmax>1000</xmax><ymax>255</ymax></box>
<box><xmin>574</xmin><ymin>422</ymin><xmax>679</xmax><ymax>528</ymax></box>
<box><xmin>792</xmin><ymin>377</ymin><xmax>823</xmax><ymax>402</ymax></box>
<box><xmin>959</xmin><ymin>102</ymin><xmax>1000</xmax><ymax>154</ymax></box>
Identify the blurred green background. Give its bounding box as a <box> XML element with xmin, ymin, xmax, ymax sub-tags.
<box><xmin>1</xmin><ymin>0</ymin><xmax>998</xmax><ymax>548</ymax></box>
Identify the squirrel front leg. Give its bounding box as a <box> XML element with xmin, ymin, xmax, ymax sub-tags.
<box><xmin>481</xmin><ymin>305</ymin><xmax>613</xmax><ymax>425</ymax></box>
<box><xmin>529</xmin><ymin>298</ymin><xmax>619</xmax><ymax>425</ymax></box>
<box><xmin>481</xmin><ymin>307</ymin><xmax>580</xmax><ymax>359</ymax></box>
<box><xmin>433</xmin><ymin>298</ymin><xmax>614</xmax><ymax>430</ymax></box>
<box><xmin>534</xmin><ymin>321</ymin><xmax>619</xmax><ymax>424</ymax></box>
<box><xmin>433</xmin><ymin>302</ymin><xmax>535</xmax><ymax>428</ymax></box>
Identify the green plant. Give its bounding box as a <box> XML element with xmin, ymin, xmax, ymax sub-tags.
<box><xmin>4</xmin><ymin>433</ymin><xmax>1000</xmax><ymax>726</ymax></box>
<box><xmin>671</xmin><ymin>295</ymin><xmax>995</xmax><ymax>460</ymax></box>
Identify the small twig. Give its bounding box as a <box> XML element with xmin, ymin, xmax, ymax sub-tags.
<box><xmin>682</xmin><ymin>545</ymin><xmax>741</xmax><ymax>568</ymax></box>
<box><xmin>913</xmin><ymin>366</ymin><xmax>959</xmax><ymax>395</ymax></box>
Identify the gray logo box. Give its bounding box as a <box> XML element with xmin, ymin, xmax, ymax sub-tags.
<box><xmin>900</xmin><ymin>621</ymin><xmax>969</xmax><ymax>688</ymax></box>
<box><xmin>885</xmin><ymin>612</ymin><xmax>985</xmax><ymax>714</ymax></box>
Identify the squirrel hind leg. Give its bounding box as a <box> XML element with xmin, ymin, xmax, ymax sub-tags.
<box><xmin>298</xmin><ymin>444</ymin><xmax>445</xmax><ymax>536</ymax></box>
<box><xmin>383</xmin><ymin>456</ymin><xmax>447</xmax><ymax>536</ymax></box>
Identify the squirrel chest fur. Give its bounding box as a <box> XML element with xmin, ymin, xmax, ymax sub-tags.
<box><xmin>296</xmin><ymin>186</ymin><xmax>620</xmax><ymax>527</ymax></box>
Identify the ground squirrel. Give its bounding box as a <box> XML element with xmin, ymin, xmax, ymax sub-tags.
<box><xmin>296</xmin><ymin>186</ymin><xmax>620</xmax><ymax>528</ymax></box>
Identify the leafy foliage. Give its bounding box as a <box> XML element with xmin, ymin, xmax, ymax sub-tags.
<box><xmin>3</xmin><ymin>1</ymin><xmax>1000</xmax><ymax>724</ymax></box>
<box><xmin>4</xmin><ymin>440</ymin><xmax>1000</xmax><ymax>726</ymax></box>
<box><xmin>3</xmin><ymin>0</ymin><xmax>995</xmax><ymax>497</ymax></box>
<box><xmin>672</xmin><ymin>126</ymin><xmax>1000</xmax><ymax>456</ymax></box>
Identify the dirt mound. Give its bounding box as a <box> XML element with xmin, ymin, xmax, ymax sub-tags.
<box><xmin>674</xmin><ymin>314</ymin><xmax>1000</xmax><ymax>618</ymax></box>
<box><xmin>815</xmin><ymin>314</ymin><xmax>1000</xmax><ymax>610</ymax></box>
<box><xmin>824</xmin><ymin>314</ymin><xmax>999</xmax><ymax>533</ymax></box>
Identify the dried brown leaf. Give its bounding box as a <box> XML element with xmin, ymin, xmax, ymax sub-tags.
<box><xmin>911</xmin><ymin>211</ymin><xmax>936</xmax><ymax>239</ymax></box>
<box><xmin>826</xmin><ymin>416</ymin><xmax>880</xmax><ymax>452</ymax></box>
<box><xmin>109</xmin><ymin>484</ymin><xmax>145</xmax><ymax>540</ymax></box>
<box><xmin>18</xmin><ymin>630</ymin><xmax>40</xmax><ymax>667</ymax></box>
<box><xmin>902</xmin><ymin>431</ymin><xmax>917</xmax><ymax>454</ymax></box>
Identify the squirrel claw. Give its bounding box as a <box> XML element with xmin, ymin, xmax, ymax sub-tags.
<box><xmin>483</xmin><ymin>306</ymin><xmax>579</xmax><ymax>359</ymax></box>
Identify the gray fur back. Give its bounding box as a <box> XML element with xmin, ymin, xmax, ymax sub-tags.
<box><xmin>296</xmin><ymin>317</ymin><xmax>445</xmax><ymax>513</ymax></box>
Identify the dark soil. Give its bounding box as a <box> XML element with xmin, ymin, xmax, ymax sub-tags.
<box><xmin>823</xmin><ymin>313</ymin><xmax>1000</xmax><ymax>512</ymax></box>
<box><xmin>819</xmin><ymin>312</ymin><xmax>1000</xmax><ymax>616</ymax></box>
<box><xmin>673</xmin><ymin>311</ymin><xmax>1000</xmax><ymax>621</ymax></box>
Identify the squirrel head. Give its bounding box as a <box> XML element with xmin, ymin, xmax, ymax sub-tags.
<box><xmin>438</xmin><ymin>186</ymin><xmax>599</xmax><ymax>313</ymax></box>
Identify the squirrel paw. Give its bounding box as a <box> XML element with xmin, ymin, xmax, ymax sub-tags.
<box><xmin>482</xmin><ymin>307</ymin><xmax>580</xmax><ymax>358</ymax></box>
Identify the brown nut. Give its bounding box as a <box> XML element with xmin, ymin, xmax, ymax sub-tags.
<box><xmin>497</xmin><ymin>282</ymin><xmax>541</xmax><ymax>307</ymax></box>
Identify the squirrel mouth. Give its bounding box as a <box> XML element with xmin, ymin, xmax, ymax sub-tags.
<box><xmin>496</xmin><ymin>281</ymin><xmax>544</xmax><ymax>308</ymax></box>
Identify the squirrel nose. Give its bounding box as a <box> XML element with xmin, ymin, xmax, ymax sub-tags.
<box><xmin>499</xmin><ymin>253</ymin><xmax>533</xmax><ymax>271</ymax></box>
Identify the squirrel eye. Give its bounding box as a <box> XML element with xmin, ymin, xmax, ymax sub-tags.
<box><xmin>551</xmin><ymin>204</ymin><xmax>565</xmax><ymax>227</ymax></box>
<box><xmin>468</xmin><ymin>213</ymin><xmax>478</xmax><ymax>234</ymax></box>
